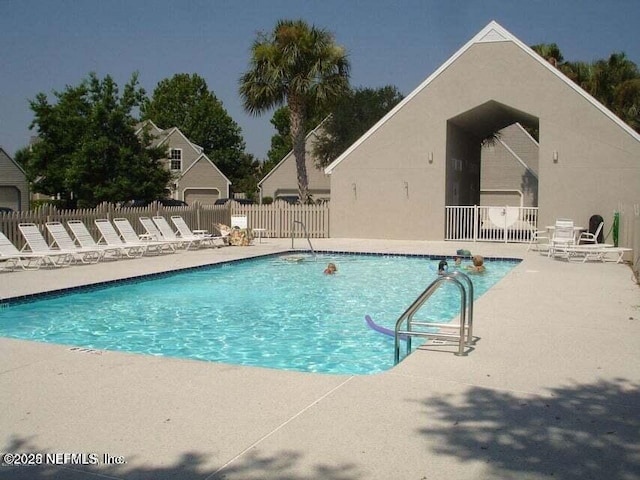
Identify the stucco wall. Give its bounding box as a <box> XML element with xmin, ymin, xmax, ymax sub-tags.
<box><xmin>328</xmin><ymin>39</ymin><xmax>640</xmax><ymax>244</ymax></box>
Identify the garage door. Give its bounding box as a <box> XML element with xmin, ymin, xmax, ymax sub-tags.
<box><xmin>0</xmin><ymin>186</ymin><xmax>20</xmax><ymax>210</ymax></box>
<box><xmin>184</xmin><ymin>189</ymin><xmax>220</xmax><ymax>206</ymax></box>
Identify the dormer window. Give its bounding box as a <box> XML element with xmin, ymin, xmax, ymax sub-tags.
<box><xmin>169</xmin><ymin>149</ymin><xmax>182</xmax><ymax>170</ymax></box>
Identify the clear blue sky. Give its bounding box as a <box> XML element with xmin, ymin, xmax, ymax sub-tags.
<box><xmin>1</xmin><ymin>0</ymin><xmax>638</xmax><ymax>160</ymax></box>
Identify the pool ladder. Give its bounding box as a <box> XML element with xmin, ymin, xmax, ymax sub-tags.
<box><xmin>291</xmin><ymin>220</ymin><xmax>315</xmax><ymax>255</ymax></box>
<box><xmin>394</xmin><ymin>270</ymin><xmax>474</xmax><ymax>363</ymax></box>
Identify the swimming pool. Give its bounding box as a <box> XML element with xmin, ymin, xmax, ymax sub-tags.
<box><xmin>0</xmin><ymin>253</ymin><xmax>518</xmax><ymax>374</ymax></box>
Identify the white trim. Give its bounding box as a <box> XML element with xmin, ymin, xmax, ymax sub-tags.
<box><xmin>169</xmin><ymin>148</ymin><xmax>183</xmax><ymax>171</ymax></box>
<box><xmin>325</xmin><ymin>20</ymin><xmax>640</xmax><ymax>174</ymax></box>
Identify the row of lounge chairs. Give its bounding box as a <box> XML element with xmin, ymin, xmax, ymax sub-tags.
<box><xmin>0</xmin><ymin>216</ymin><xmax>229</xmax><ymax>271</ymax></box>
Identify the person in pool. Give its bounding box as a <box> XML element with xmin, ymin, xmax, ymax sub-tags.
<box><xmin>453</xmin><ymin>256</ymin><xmax>462</xmax><ymax>267</ymax></box>
<box><xmin>466</xmin><ymin>255</ymin><xmax>486</xmax><ymax>273</ymax></box>
<box><xmin>437</xmin><ymin>259</ymin><xmax>448</xmax><ymax>275</ymax></box>
<box><xmin>324</xmin><ymin>262</ymin><xmax>337</xmax><ymax>274</ymax></box>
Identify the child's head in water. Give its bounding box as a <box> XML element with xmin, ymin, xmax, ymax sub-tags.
<box><xmin>324</xmin><ymin>262</ymin><xmax>337</xmax><ymax>274</ymax></box>
<box><xmin>437</xmin><ymin>259</ymin><xmax>448</xmax><ymax>275</ymax></box>
<box><xmin>466</xmin><ymin>255</ymin><xmax>485</xmax><ymax>273</ymax></box>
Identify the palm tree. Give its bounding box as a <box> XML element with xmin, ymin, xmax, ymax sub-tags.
<box><xmin>239</xmin><ymin>19</ymin><xmax>350</xmax><ymax>202</ymax></box>
<box><xmin>531</xmin><ymin>43</ymin><xmax>564</xmax><ymax>67</ymax></box>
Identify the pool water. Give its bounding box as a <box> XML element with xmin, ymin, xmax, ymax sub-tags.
<box><xmin>0</xmin><ymin>253</ymin><xmax>518</xmax><ymax>374</ymax></box>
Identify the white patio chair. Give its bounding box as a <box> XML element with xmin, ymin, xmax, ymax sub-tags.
<box><xmin>527</xmin><ymin>226</ymin><xmax>549</xmax><ymax>252</ymax></box>
<box><xmin>67</xmin><ymin>220</ymin><xmax>125</xmax><ymax>259</ymax></box>
<box><xmin>170</xmin><ymin>216</ymin><xmax>223</xmax><ymax>247</ymax></box>
<box><xmin>17</xmin><ymin>223</ymin><xmax>74</xmax><ymax>267</ymax></box>
<box><xmin>112</xmin><ymin>218</ymin><xmax>175</xmax><ymax>254</ymax></box>
<box><xmin>139</xmin><ymin>217</ymin><xmax>184</xmax><ymax>250</ymax></box>
<box><xmin>578</xmin><ymin>221</ymin><xmax>604</xmax><ymax>244</ymax></box>
<box><xmin>94</xmin><ymin>219</ymin><xmax>147</xmax><ymax>257</ymax></box>
<box><xmin>0</xmin><ymin>230</ymin><xmax>47</xmax><ymax>271</ymax></box>
<box><xmin>45</xmin><ymin>221</ymin><xmax>104</xmax><ymax>263</ymax></box>
<box><xmin>152</xmin><ymin>216</ymin><xmax>202</xmax><ymax>250</ymax></box>
<box><xmin>548</xmin><ymin>219</ymin><xmax>576</xmax><ymax>258</ymax></box>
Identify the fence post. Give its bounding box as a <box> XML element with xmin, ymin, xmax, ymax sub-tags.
<box><xmin>473</xmin><ymin>205</ymin><xmax>478</xmax><ymax>242</ymax></box>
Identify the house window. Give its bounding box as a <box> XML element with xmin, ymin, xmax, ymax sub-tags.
<box><xmin>169</xmin><ymin>149</ymin><xmax>182</xmax><ymax>170</ymax></box>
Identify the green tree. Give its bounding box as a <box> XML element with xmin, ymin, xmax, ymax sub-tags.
<box><xmin>141</xmin><ymin>73</ymin><xmax>246</xmax><ymax>185</ymax></box>
<box><xmin>231</xmin><ymin>152</ymin><xmax>262</xmax><ymax>200</ymax></box>
<box><xmin>263</xmin><ymin>107</ymin><xmax>292</xmax><ymax>175</ymax></box>
<box><xmin>532</xmin><ymin>44</ymin><xmax>640</xmax><ymax>133</ymax></box>
<box><xmin>239</xmin><ymin>19</ymin><xmax>350</xmax><ymax>202</ymax></box>
<box><xmin>23</xmin><ymin>73</ymin><xmax>170</xmax><ymax>208</ymax></box>
<box><xmin>314</xmin><ymin>85</ymin><xmax>404</xmax><ymax>167</ymax></box>
<box><xmin>531</xmin><ymin>43</ymin><xmax>564</xmax><ymax>67</ymax></box>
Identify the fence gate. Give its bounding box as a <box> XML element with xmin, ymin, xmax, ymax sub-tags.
<box><xmin>445</xmin><ymin>205</ymin><xmax>539</xmax><ymax>243</ymax></box>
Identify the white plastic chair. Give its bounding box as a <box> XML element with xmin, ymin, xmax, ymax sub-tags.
<box><xmin>113</xmin><ymin>218</ymin><xmax>175</xmax><ymax>254</ymax></box>
<box><xmin>45</xmin><ymin>221</ymin><xmax>104</xmax><ymax>263</ymax></box>
<box><xmin>171</xmin><ymin>216</ymin><xmax>223</xmax><ymax>247</ymax></box>
<box><xmin>94</xmin><ymin>219</ymin><xmax>146</xmax><ymax>257</ymax></box>
<box><xmin>0</xmin><ymin>230</ymin><xmax>47</xmax><ymax>270</ymax></box>
<box><xmin>527</xmin><ymin>226</ymin><xmax>549</xmax><ymax>252</ymax></box>
<box><xmin>152</xmin><ymin>216</ymin><xmax>202</xmax><ymax>250</ymax></box>
<box><xmin>67</xmin><ymin>220</ymin><xmax>125</xmax><ymax>259</ymax></box>
<box><xmin>18</xmin><ymin>223</ymin><xmax>74</xmax><ymax>267</ymax></box>
<box><xmin>139</xmin><ymin>217</ymin><xmax>184</xmax><ymax>250</ymax></box>
<box><xmin>548</xmin><ymin>219</ymin><xmax>576</xmax><ymax>257</ymax></box>
<box><xmin>578</xmin><ymin>221</ymin><xmax>604</xmax><ymax>244</ymax></box>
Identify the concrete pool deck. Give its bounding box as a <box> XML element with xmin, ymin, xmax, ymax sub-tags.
<box><xmin>1</xmin><ymin>238</ymin><xmax>639</xmax><ymax>480</ymax></box>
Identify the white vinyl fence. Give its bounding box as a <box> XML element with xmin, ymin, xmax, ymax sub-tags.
<box><xmin>445</xmin><ymin>205</ymin><xmax>539</xmax><ymax>243</ymax></box>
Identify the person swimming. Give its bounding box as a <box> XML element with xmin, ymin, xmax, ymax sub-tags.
<box><xmin>466</xmin><ymin>255</ymin><xmax>486</xmax><ymax>273</ymax></box>
<box><xmin>324</xmin><ymin>262</ymin><xmax>337</xmax><ymax>274</ymax></box>
<box><xmin>437</xmin><ymin>259</ymin><xmax>448</xmax><ymax>275</ymax></box>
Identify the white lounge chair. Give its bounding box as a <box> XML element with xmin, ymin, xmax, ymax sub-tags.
<box><xmin>112</xmin><ymin>218</ymin><xmax>175</xmax><ymax>254</ymax></box>
<box><xmin>152</xmin><ymin>216</ymin><xmax>202</xmax><ymax>250</ymax></box>
<box><xmin>171</xmin><ymin>216</ymin><xmax>224</xmax><ymax>247</ymax></box>
<box><xmin>18</xmin><ymin>223</ymin><xmax>75</xmax><ymax>267</ymax></box>
<box><xmin>94</xmin><ymin>219</ymin><xmax>146</xmax><ymax>257</ymax></box>
<box><xmin>0</xmin><ymin>230</ymin><xmax>48</xmax><ymax>271</ymax></box>
<box><xmin>67</xmin><ymin>220</ymin><xmax>125</xmax><ymax>259</ymax></box>
<box><xmin>45</xmin><ymin>221</ymin><xmax>104</xmax><ymax>264</ymax></box>
<box><xmin>139</xmin><ymin>217</ymin><xmax>184</xmax><ymax>250</ymax></box>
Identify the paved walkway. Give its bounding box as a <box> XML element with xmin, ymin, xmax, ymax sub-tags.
<box><xmin>1</xmin><ymin>239</ymin><xmax>639</xmax><ymax>480</ymax></box>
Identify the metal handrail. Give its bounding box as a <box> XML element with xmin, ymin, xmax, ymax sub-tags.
<box><xmin>291</xmin><ymin>220</ymin><xmax>315</xmax><ymax>255</ymax></box>
<box><xmin>443</xmin><ymin>270</ymin><xmax>474</xmax><ymax>343</ymax></box>
<box><xmin>394</xmin><ymin>275</ymin><xmax>468</xmax><ymax>363</ymax></box>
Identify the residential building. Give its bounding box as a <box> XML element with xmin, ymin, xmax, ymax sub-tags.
<box><xmin>137</xmin><ymin>121</ymin><xmax>231</xmax><ymax>205</ymax></box>
<box><xmin>0</xmin><ymin>147</ymin><xmax>29</xmax><ymax>211</ymax></box>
